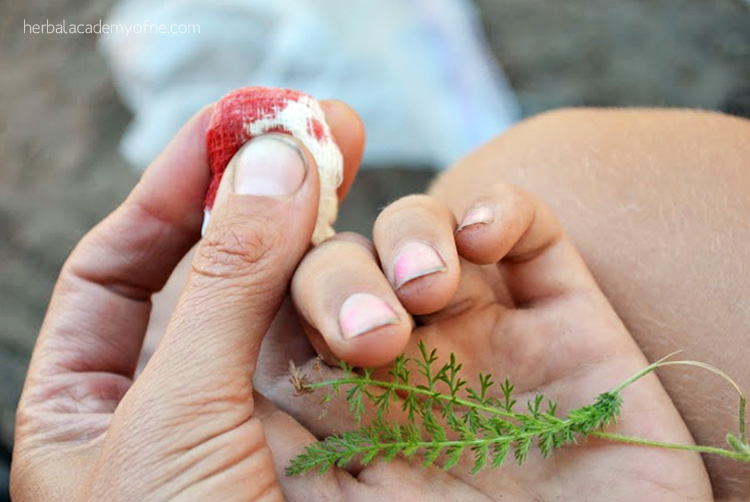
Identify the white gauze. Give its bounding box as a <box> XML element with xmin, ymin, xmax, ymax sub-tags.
<box><xmin>203</xmin><ymin>93</ymin><xmax>343</xmax><ymax>245</ymax></box>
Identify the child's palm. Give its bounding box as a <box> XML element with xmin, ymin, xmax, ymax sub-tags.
<box><xmin>256</xmin><ymin>185</ymin><xmax>711</xmax><ymax>501</ymax></box>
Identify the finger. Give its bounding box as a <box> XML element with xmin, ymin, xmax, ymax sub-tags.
<box><xmin>292</xmin><ymin>232</ymin><xmax>412</xmax><ymax>367</ymax></box>
<box><xmin>372</xmin><ymin>195</ymin><xmax>462</xmax><ymax>315</ymax></box>
<box><xmin>454</xmin><ymin>183</ymin><xmax>598</xmax><ymax>305</ymax></box>
<box><xmin>319</xmin><ymin>100</ymin><xmax>365</xmax><ymax>201</ymax></box>
<box><xmin>25</xmin><ymin>99</ymin><xmax>365</xmax><ymax>384</ymax></box>
<box><xmin>25</xmin><ymin>105</ymin><xmax>213</xmax><ymax>382</ymax></box>
<box><xmin>138</xmin><ymin>99</ymin><xmax>364</xmax><ymax>370</ymax></box>
<box><xmin>258</xmin><ymin>355</ymin><xmax>367</xmax><ymax>437</ymax></box>
<box><xmin>98</xmin><ymin>134</ymin><xmax>325</xmax><ymax>498</ymax></box>
<box><xmin>253</xmin><ymin>304</ymin><xmax>362</xmax><ymax>437</ymax></box>
<box><xmin>254</xmin><ymin>394</ymin><xmax>354</xmax><ymax>501</ymax></box>
<box><xmin>253</xmin><ymin>298</ymin><xmax>317</xmax><ymax>395</ymax></box>
<box><xmin>140</xmin><ymin>133</ymin><xmax>323</xmax><ymax>403</ymax></box>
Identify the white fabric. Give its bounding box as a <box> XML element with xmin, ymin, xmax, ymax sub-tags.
<box><xmin>245</xmin><ymin>94</ymin><xmax>342</xmax><ymax>244</ymax></box>
<box><xmin>100</xmin><ymin>0</ymin><xmax>519</xmax><ymax>172</ymax></box>
<box><xmin>203</xmin><ymin>92</ymin><xmax>343</xmax><ymax>245</ymax></box>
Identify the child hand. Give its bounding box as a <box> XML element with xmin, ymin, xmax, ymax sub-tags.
<box><xmin>256</xmin><ymin>184</ymin><xmax>712</xmax><ymax>500</ymax></box>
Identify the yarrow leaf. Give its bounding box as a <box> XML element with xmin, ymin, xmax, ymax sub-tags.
<box><xmin>285</xmin><ymin>343</ymin><xmax>750</xmax><ymax>476</ymax></box>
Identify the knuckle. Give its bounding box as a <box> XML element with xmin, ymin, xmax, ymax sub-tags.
<box><xmin>489</xmin><ymin>182</ymin><xmax>531</xmax><ymax>210</ymax></box>
<box><xmin>327</xmin><ymin>231</ymin><xmax>374</xmax><ymax>250</ymax></box>
<box><xmin>382</xmin><ymin>194</ymin><xmax>434</xmax><ymax>215</ymax></box>
<box><xmin>374</xmin><ymin>194</ymin><xmax>445</xmax><ymax>234</ymax></box>
<box><xmin>193</xmin><ymin>213</ymin><xmax>278</xmax><ymax>279</ymax></box>
<box><xmin>14</xmin><ymin>405</ymin><xmax>33</xmax><ymax>434</ymax></box>
<box><xmin>313</xmin><ymin>232</ymin><xmax>376</xmax><ymax>259</ymax></box>
<box><xmin>490</xmin><ymin>181</ymin><xmax>523</xmax><ymax>198</ymax></box>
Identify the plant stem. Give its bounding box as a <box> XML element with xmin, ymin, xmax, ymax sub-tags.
<box><xmin>307</xmin><ymin>377</ymin><xmax>526</xmax><ymax>422</ymax></box>
<box><xmin>589</xmin><ymin>431</ymin><xmax>750</xmax><ymax>462</ymax></box>
<box><xmin>610</xmin><ymin>351</ymin><xmax>681</xmax><ymax>394</ymax></box>
<box><xmin>294</xmin><ymin>350</ymin><xmax>750</xmax><ymax>474</ymax></box>
<box><xmin>656</xmin><ymin>360</ymin><xmax>747</xmax><ymax>445</ymax></box>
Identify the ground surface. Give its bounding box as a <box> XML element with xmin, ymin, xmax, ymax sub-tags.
<box><xmin>0</xmin><ymin>0</ymin><xmax>748</xmax><ymax>498</ymax></box>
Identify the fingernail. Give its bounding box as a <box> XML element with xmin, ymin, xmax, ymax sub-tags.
<box><xmin>393</xmin><ymin>241</ymin><xmax>447</xmax><ymax>289</ymax></box>
<box><xmin>339</xmin><ymin>293</ymin><xmax>400</xmax><ymax>339</ymax></box>
<box><xmin>457</xmin><ymin>205</ymin><xmax>494</xmax><ymax>232</ymax></box>
<box><xmin>233</xmin><ymin>134</ymin><xmax>307</xmax><ymax>196</ymax></box>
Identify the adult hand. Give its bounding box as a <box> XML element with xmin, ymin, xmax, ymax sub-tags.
<box><xmin>10</xmin><ymin>101</ymin><xmax>364</xmax><ymax>501</ymax></box>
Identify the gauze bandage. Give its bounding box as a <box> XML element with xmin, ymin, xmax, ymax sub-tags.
<box><xmin>204</xmin><ymin>87</ymin><xmax>344</xmax><ymax>244</ymax></box>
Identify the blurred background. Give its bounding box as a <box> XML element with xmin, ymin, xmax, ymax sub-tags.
<box><xmin>0</xmin><ymin>0</ymin><xmax>749</xmax><ymax>498</ymax></box>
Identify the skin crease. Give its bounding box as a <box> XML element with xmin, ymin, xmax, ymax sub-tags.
<box><xmin>10</xmin><ymin>101</ymin><xmax>366</xmax><ymax>502</ymax></box>
<box><xmin>427</xmin><ymin>108</ymin><xmax>750</xmax><ymax>500</ymax></box>
<box><xmin>11</xmin><ymin>105</ymin><xmax>744</xmax><ymax>501</ymax></box>
<box><xmin>258</xmin><ymin>181</ymin><xmax>712</xmax><ymax>501</ymax></box>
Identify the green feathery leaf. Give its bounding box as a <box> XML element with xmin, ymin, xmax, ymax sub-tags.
<box><xmin>285</xmin><ymin>343</ymin><xmax>750</xmax><ymax>477</ymax></box>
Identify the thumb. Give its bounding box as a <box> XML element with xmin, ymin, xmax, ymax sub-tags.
<box><xmin>98</xmin><ymin>134</ymin><xmax>320</xmax><ymax>500</ymax></box>
<box><xmin>153</xmin><ymin>133</ymin><xmax>319</xmax><ymax>396</ymax></box>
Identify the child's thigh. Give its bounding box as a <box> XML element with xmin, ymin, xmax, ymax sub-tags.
<box><xmin>430</xmin><ymin>108</ymin><xmax>750</xmax><ymax>498</ymax></box>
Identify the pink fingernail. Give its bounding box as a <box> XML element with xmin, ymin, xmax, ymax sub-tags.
<box><xmin>457</xmin><ymin>205</ymin><xmax>494</xmax><ymax>232</ymax></box>
<box><xmin>393</xmin><ymin>241</ymin><xmax>447</xmax><ymax>289</ymax></box>
<box><xmin>339</xmin><ymin>293</ymin><xmax>399</xmax><ymax>339</ymax></box>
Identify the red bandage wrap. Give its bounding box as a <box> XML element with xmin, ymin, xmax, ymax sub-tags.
<box><xmin>204</xmin><ymin>87</ymin><xmax>344</xmax><ymax>243</ymax></box>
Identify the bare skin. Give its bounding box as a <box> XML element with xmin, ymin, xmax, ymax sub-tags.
<box><xmin>426</xmin><ymin>109</ymin><xmax>750</xmax><ymax>500</ymax></box>
<box><xmin>10</xmin><ymin>105</ymin><xmax>745</xmax><ymax>501</ymax></box>
<box><xmin>10</xmin><ymin>101</ymin><xmax>366</xmax><ymax>501</ymax></box>
<box><xmin>256</xmin><ymin>186</ymin><xmax>711</xmax><ymax>500</ymax></box>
